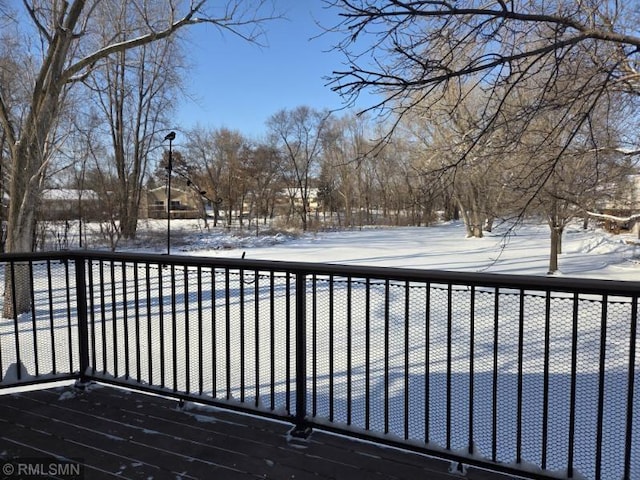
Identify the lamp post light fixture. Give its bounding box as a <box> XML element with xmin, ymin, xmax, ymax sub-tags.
<box><xmin>164</xmin><ymin>131</ymin><xmax>176</xmax><ymax>255</ymax></box>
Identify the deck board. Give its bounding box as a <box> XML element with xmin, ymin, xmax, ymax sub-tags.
<box><xmin>0</xmin><ymin>384</ymin><xmax>519</xmax><ymax>479</ymax></box>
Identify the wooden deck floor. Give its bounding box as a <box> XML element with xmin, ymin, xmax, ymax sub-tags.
<box><xmin>0</xmin><ymin>384</ymin><xmax>518</xmax><ymax>480</ymax></box>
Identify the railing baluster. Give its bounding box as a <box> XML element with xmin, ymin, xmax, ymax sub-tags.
<box><xmin>624</xmin><ymin>296</ymin><xmax>638</xmax><ymax>480</ymax></box>
<box><xmin>312</xmin><ymin>274</ymin><xmax>318</xmax><ymax>417</ymax></box>
<box><xmin>171</xmin><ymin>264</ymin><xmax>177</xmax><ymax>392</ymax></box>
<box><xmin>542</xmin><ymin>291</ymin><xmax>551</xmax><ymax>470</ymax></box>
<box><xmin>225</xmin><ymin>268</ymin><xmax>231</xmax><ymax>400</ymax></box>
<box><xmin>197</xmin><ymin>266</ymin><xmax>203</xmax><ymax>396</ymax></box>
<box><xmin>88</xmin><ymin>260</ymin><xmax>96</xmax><ymax>375</ymax></box>
<box><xmin>424</xmin><ymin>281</ymin><xmax>431</xmax><ymax>444</ymax></box>
<box><xmin>64</xmin><ymin>260</ymin><xmax>73</xmax><ymax>373</ymax></box>
<box><xmin>285</xmin><ymin>272</ymin><xmax>291</xmax><ymax>413</ymax></box>
<box><xmin>469</xmin><ymin>285</ymin><xmax>475</xmax><ymax>455</ymax></box>
<box><xmin>9</xmin><ymin>261</ymin><xmax>21</xmax><ymax>380</ymax></box>
<box><xmin>99</xmin><ymin>260</ymin><xmax>107</xmax><ymax>374</ymax></box>
<box><xmin>240</xmin><ymin>266</ymin><xmax>245</xmax><ymax>402</ymax></box>
<box><xmin>184</xmin><ymin>266</ymin><xmax>190</xmax><ymax>394</ymax></box>
<box><xmin>28</xmin><ymin>261</ymin><xmax>38</xmax><ymax>377</ymax></box>
<box><xmin>145</xmin><ymin>263</ymin><xmax>153</xmax><ymax>385</ymax></box>
<box><xmin>365</xmin><ymin>278</ymin><xmax>371</xmax><ymax>432</ymax></box>
<box><xmin>110</xmin><ymin>260</ymin><xmax>117</xmax><ymax>378</ymax></box>
<box><xmin>269</xmin><ymin>271</ymin><xmax>275</xmax><ymax>410</ymax></box>
<box><xmin>47</xmin><ymin>259</ymin><xmax>56</xmax><ymax>374</ymax></box>
<box><xmin>329</xmin><ymin>274</ymin><xmax>334</xmax><ymax>422</ymax></box>
<box><xmin>384</xmin><ymin>278</ymin><xmax>390</xmax><ymax>435</ymax></box>
<box><xmin>292</xmin><ymin>271</ymin><xmax>308</xmax><ymax>436</ymax></box>
<box><xmin>122</xmin><ymin>261</ymin><xmax>129</xmax><ymax>379</ymax></box>
<box><xmin>254</xmin><ymin>269</ymin><xmax>260</xmax><ymax>407</ymax></box>
<box><xmin>595</xmin><ymin>294</ymin><xmax>608</xmax><ymax>480</ymax></box>
<box><xmin>74</xmin><ymin>257</ymin><xmax>89</xmax><ymax>382</ymax></box>
<box><xmin>517</xmin><ymin>289</ymin><xmax>525</xmax><ymax>466</ymax></box>
<box><xmin>347</xmin><ymin>276</ymin><xmax>352</xmax><ymax>427</ymax></box>
<box><xmin>446</xmin><ymin>283</ymin><xmax>452</xmax><ymax>450</ymax></box>
<box><xmin>568</xmin><ymin>293</ymin><xmax>580</xmax><ymax>478</ymax></box>
<box><xmin>134</xmin><ymin>262</ymin><xmax>142</xmax><ymax>382</ymax></box>
<box><xmin>404</xmin><ymin>280</ymin><xmax>409</xmax><ymax>440</ymax></box>
<box><xmin>492</xmin><ymin>287</ymin><xmax>500</xmax><ymax>462</ymax></box>
<box><xmin>158</xmin><ymin>264</ymin><xmax>165</xmax><ymax>389</ymax></box>
<box><xmin>211</xmin><ymin>266</ymin><xmax>217</xmax><ymax>397</ymax></box>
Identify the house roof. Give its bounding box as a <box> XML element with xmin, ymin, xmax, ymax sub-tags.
<box><xmin>42</xmin><ymin>189</ymin><xmax>99</xmax><ymax>201</ymax></box>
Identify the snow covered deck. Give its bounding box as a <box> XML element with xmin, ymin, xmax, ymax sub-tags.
<box><xmin>0</xmin><ymin>384</ymin><xmax>516</xmax><ymax>479</ymax></box>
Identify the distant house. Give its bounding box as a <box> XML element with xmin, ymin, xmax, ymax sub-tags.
<box><xmin>40</xmin><ymin>189</ymin><xmax>101</xmax><ymax>221</ymax></box>
<box><xmin>145</xmin><ymin>186</ymin><xmax>202</xmax><ymax>219</ymax></box>
<box><xmin>279</xmin><ymin>187</ymin><xmax>319</xmax><ymax>210</ymax></box>
<box><xmin>594</xmin><ymin>175</ymin><xmax>640</xmax><ymax>234</ymax></box>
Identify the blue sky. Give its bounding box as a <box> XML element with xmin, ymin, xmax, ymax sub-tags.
<box><xmin>175</xmin><ymin>1</ymin><xmax>365</xmax><ymax>139</ymax></box>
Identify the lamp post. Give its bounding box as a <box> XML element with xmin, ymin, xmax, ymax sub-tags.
<box><xmin>164</xmin><ymin>131</ymin><xmax>176</xmax><ymax>255</ymax></box>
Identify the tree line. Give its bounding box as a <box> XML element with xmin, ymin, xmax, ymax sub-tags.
<box><xmin>55</xmin><ymin>98</ymin><xmax>636</xmax><ymax>264</ymax></box>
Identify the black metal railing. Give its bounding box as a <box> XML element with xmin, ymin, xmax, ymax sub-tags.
<box><xmin>0</xmin><ymin>251</ymin><xmax>638</xmax><ymax>480</ymax></box>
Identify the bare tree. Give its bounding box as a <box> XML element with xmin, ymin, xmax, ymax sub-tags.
<box><xmin>186</xmin><ymin>126</ymin><xmax>225</xmax><ymax>226</ymax></box>
<box><xmin>398</xmin><ymin>81</ymin><xmax>514</xmax><ymax>236</ymax></box>
<box><xmin>521</xmin><ymin>107</ymin><xmax>630</xmax><ymax>272</ymax></box>
<box><xmin>321</xmin><ymin>113</ymin><xmax>372</xmax><ymax>227</ymax></box>
<box><xmin>267</xmin><ymin>106</ymin><xmax>332</xmax><ymax>231</ymax></box>
<box><xmin>0</xmin><ymin>0</ymin><xmax>277</xmax><ymax>317</ymax></box>
<box><xmin>187</xmin><ymin>127</ymin><xmax>282</xmax><ymax>229</ymax></box>
<box><xmin>214</xmin><ymin>128</ymin><xmax>251</xmax><ymax>227</ymax></box>
<box><xmin>245</xmin><ymin>143</ymin><xmax>282</xmax><ymax>228</ymax></box>
<box><xmin>85</xmin><ymin>2</ymin><xmax>185</xmax><ymax>240</ymax></box>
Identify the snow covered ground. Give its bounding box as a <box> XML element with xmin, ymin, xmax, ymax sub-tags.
<box><xmin>155</xmin><ymin>219</ymin><xmax>640</xmax><ymax>281</ymax></box>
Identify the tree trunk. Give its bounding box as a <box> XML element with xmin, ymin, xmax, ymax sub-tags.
<box><xmin>1</xmin><ymin>3</ymin><xmax>82</xmax><ymax>317</ymax></box>
<box><xmin>485</xmin><ymin>217</ymin><xmax>494</xmax><ymax>233</ymax></box>
<box><xmin>460</xmin><ymin>209</ymin><xmax>474</xmax><ymax>237</ymax></box>
<box><xmin>548</xmin><ymin>227</ymin><xmax>560</xmax><ymax>274</ymax></box>
<box><xmin>470</xmin><ymin>206</ymin><xmax>484</xmax><ymax>238</ymax></box>
<box><xmin>121</xmin><ymin>210</ymin><xmax>138</xmax><ymax>239</ymax></box>
<box><xmin>198</xmin><ymin>197</ymin><xmax>209</xmax><ymax>229</ymax></box>
<box><xmin>3</xmin><ymin>111</ymin><xmax>57</xmax><ymax>317</ymax></box>
<box><xmin>300</xmin><ymin>199</ymin><xmax>309</xmax><ymax>231</ymax></box>
<box><xmin>3</xmin><ymin>168</ymin><xmax>39</xmax><ymax>317</ymax></box>
<box><xmin>557</xmin><ymin>227</ymin><xmax>563</xmax><ymax>255</ymax></box>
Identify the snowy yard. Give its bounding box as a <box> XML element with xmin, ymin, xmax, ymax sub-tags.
<box><xmin>1</xmin><ymin>220</ymin><xmax>639</xmax><ymax>479</ymax></box>
<box><xmin>137</xmin><ymin>219</ymin><xmax>640</xmax><ymax>280</ymax></box>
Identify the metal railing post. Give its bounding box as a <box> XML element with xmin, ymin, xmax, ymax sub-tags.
<box><xmin>291</xmin><ymin>271</ymin><xmax>310</xmax><ymax>437</ymax></box>
<box><xmin>74</xmin><ymin>256</ymin><xmax>90</xmax><ymax>384</ymax></box>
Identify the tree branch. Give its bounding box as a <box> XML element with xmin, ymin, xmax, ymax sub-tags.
<box><xmin>0</xmin><ymin>91</ymin><xmax>16</xmax><ymax>149</ymax></box>
<box><xmin>586</xmin><ymin>211</ymin><xmax>640</xmax><ymax>223</ymax></box>
<box><xmin>22</xmin><ymin>0</ymin><xmax>52</xmax><ymax>43</ymax></box>
<box><xmin>63</xmin><ymin>0</ymin><xmax>279</xmax><ymax>83</ymax></box>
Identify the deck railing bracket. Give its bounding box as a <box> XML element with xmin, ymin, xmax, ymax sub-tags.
<box><xmin>448</xmin><ymin>461</ymin><xmax>468</xmax><ymax>476</ymax></box>
<box><xmin>74</xmin><ymin>379</ymin><xmax>95</xmax><ymax>391</ymax></box>
<box><xmin>288</xmin><ymin>425</ymin><xmax>312</xmax><ymax>439</ymax></box>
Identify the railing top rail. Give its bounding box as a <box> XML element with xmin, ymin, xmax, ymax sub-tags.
<box><xmin>1</xmin><ymin>249</ymin><xmax>639</xmax><ymax>297</ymax></box>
